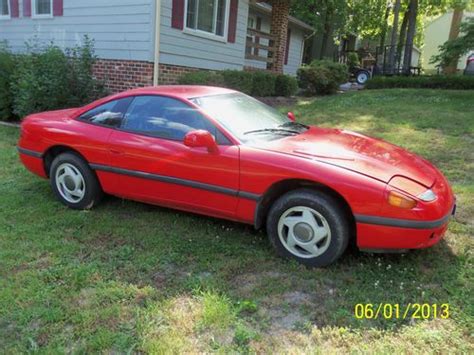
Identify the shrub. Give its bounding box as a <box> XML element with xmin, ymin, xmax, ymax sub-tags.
<box><xmin>366</xmin><ymin>75</ymin><xmax>474</xmax><ymax>90</ymax></box>
<box><xmin>347</xmin><ymin>52</ymin><xmax>360</xmax><ymax>68</ymax></box>
<box><xmin>177</xmin><ymin>70</ymin><xmax>224</xmax><ymax>86</ymax></box>
<box><xmin>10</xmin><ymin>37</ymin><xmax>106</xmax><ymax>119</ymax></box>
<box><xmin>178</xmin><ymin>70</ymin><xmax>298</xmax><ymax>97</ymax></box>
<box><xmin>222</xmin><ymin>70</ymin><xmax>253</xmax><ymax>95</ymax></box>
<box><xmin>297</xmin><ymin>60</ymin><xmax>349</xmax><ymax>95</ymax></box>
<box><xmin>275</xmin><ymin>74</ymin><xmax>298</xmax><ymax>96</ymax></box>
<box><xmin>0</xmin><ymin>43</ymin><xmax>16</xmax><ymax>121</ymax></box>
<box><xmin>250</xmin><ymin>71</ymin><xmax>276</xmax><ymax>96</ymax></box>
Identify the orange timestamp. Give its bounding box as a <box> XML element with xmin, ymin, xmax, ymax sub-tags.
<box><xmin>354</xmin><ymin>303</ymin><xmax>450</xmax><ymax>320</ymax></box>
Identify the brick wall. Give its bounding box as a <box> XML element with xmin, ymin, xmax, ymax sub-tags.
<box><xmin>93</xmin><ymin>59</ymin><xmax>154</xmax><ymax>93</ymax></box>
<box><xmin>93</xmin><ymin>60</ymin><xmax>202</xmax><ymax>92</ymax></box>
<box><xmin>159</xmin><ymin>63</ymin><xmax>200</xmax><ymax>85</ymax></box>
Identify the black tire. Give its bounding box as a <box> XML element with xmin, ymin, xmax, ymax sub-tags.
<box><xmin>266</xmin><ymin>189</ymin><xmax>350</xmax><ymax>267</ymax></box>
<box><xmin>355</xmin><ymin>70</ymin><xmax>370</xmax><ymax>85</ymax></box>
<box><xmin>49</xmin><ymin>152</ymin><xmax>103</xmax><ymax>210</ymax></box>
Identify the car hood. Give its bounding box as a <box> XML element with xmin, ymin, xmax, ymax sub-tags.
<box><xmin>253</xmin><ymin>127</ymin><xmax>437</xmax><ymax>188</ymax></box>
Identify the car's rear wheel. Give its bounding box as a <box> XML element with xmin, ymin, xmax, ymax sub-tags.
<box><xmin>50</xmin><ymin>152</ymin><xmax>103</xmax><ymax>209</ymax></box>
<box><xmin>266</xmin><ymin>189</ymin><xmax>350</xmax><ymax>267</ymax></box>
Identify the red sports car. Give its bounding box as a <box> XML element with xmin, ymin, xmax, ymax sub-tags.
<box><xmin>18</xmin><ymin>86</ymin><xmax>456</xmax><ymax>266</ymax></box>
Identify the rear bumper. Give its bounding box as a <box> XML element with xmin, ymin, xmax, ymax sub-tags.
<box><xmin>356</xmin><ymin>205</ymin><xmax>454</xmax><ymax>250</ymax></box>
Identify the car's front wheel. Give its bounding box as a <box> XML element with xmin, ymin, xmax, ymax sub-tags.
<box><xmin>266</xmin><ymin>189</ymin><xmax>350</xmax><ymax>267</ymax></box>
<box><xmin>50</xmin><ymin>152</ymin><xmax>103</xmax><ymax>209</ymax></box>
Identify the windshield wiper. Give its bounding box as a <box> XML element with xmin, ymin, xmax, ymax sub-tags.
<box><xmin>243</xmin><ymin>128</ymin><xmax>300</xmax><ymax>136</ymax></box>
<box><xmin>279</xmin><ymin>121</ymin><xmax>309</xmax><ymax>129</ymax></box>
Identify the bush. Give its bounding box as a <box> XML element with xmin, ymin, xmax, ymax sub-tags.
<box><xmin>222</xmin><ymin>70</ymin><xmax>253</xmax><ymax>95</ymax></box>
<box><xmin>0</xmin><ymin>43</ymin><xmax>16</xmax><ymax>121</ymax></box>
<box><xmin>10</xmin><ymin>36</ymin><xmax>106</xmax><ymax>119</ymax></box>
<box><xmin>178</xmin><ymin>70</ymin><xmax>224</xmax><ymax>86</ymax></box>
<box><xmin>178</xmin><ymin>70</ymin><xmax>298</xmax><ymax>97</ymax></box>
<box><xmin>297</xmin><ymin>60</ymin><xmax>348</xmax><ymax>95</ymax></box>
<box><xmin>275</xmin><ymin>74</ymin><xmax>298</xmax><ymax>96</ymax></box>
<box><xmin>366</xmin><ymin>75</ymin><xmax>474</xmax><ymax>90</ymax></box>
<box><xmin>250</xmin><ymin>71</ymin><xmax>276</xmax><ymax>96</ymax></box>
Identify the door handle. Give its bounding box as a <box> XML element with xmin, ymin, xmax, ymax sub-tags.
<box><xmin>110</xmin><ymin>149</ymin><xmax>123</xmax><ymax>155</ymax></box>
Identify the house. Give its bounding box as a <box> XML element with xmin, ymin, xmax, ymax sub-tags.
<box><xmin>0</xmin><ymin>0</ymin><xmax>313</xmax><ymax>92</ymax></box>
<box><xmin>422</xmin><ymin>10</ymin><xmax>474</xmax><ymax>73</ymax></box>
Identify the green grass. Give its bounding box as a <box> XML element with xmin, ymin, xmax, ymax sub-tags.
<box><xmin>1</xmin><ymin>89</ymin><xmax>473</xmax><ymax>352</ymax></box>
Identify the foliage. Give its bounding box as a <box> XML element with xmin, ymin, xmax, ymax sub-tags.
<box><xmin>347</xmin><ymin>52</ymin><xmax>360</xmax><ymax>68</ymax></box>
<box><xmin>275</xmin><ymin>74</ymin><xmax>298</xmax><ymax>96</ymax></box>
<box><xmin>297</xmin><ymin>60</ymin><xmax>349</xmax><ymax>95</ymax></box>
<box><xmin>178</xmin><ymin>70</ymin><xmax>298</xmax><ymax>97</ymax></box>
<box><xmin>222</xmin><ymin>70</ymin><xmax>254</xmax><ymax>95</ymax></box>
<box><xmin>366</xmin><ymin>74</ymin><xmax>474</xmax><ymax>89</ymax></box>
<box><xmin>430</xmin><ymin>18</ymin><xmax>474</xmax><ymax>69</ymax></box>
<box><xmin>0</xmin><ymin>42</ymin><xmax>16</xmax><ymax>121</ymax></box>
<box><xmin>250</xmin><ymin>71</ymin><xmax>277</xmax><ymax>96</ymax></box>
<box><xmin>10</xmin><ymin>37</ymin><xmax>106</xmax><ymax>119</ymax></box>
<box><xmin>178</xmin><ymin>70</ymin><xmax>225</xmax><ymax>86</ymax></box>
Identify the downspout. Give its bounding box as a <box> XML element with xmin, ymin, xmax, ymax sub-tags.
<box><xmin>153</xmin><ymin>0</ymin><xmax>161</xmax><ymax>86</ymax></box>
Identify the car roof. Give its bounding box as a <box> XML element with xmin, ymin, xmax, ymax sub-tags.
<box><xmin>115</xmin><ymin>85</ymin><xmax>237</xmax><ymax>100</ymax></box>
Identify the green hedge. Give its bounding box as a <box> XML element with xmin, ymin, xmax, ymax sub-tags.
<box><xmin>297</xmin><ymin>60</ymin><xmax>349</xmax><ymax>95</ymax></box>
<box><xmin>366</xmin><ymin>75</ymin><xmax>474</xmax><ymax>90</ymax></box>
<box><xmin>0</xmin><ymin>37</ymin><xmax>107</xmax><ymax>121</ymax></box>
<box><xmin>178</xmin><ymin>70</ymin><xmax>298</xmax><ymax>97</ymax></box>
<box><xmin>0</xmin><ymin>43</ymin><xmax>16</xmax><ymax>121</ymax></box>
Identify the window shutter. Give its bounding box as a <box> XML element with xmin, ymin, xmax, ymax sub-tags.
<box><xmin>53</xmin><ymin>0</ymin><xmax>63</xmax><ymax>16</ymax></box>
<box><xmin>10</xmin><ymin>0</ymin><xmax>19</xmax><ymax>17</ymax></box>
<box><xmin>171</xmin><ymin>0</ymin><xmax>185</xmax><ymax>30</ymax></box>
<box><xmin>227</xmin><ymin>0</ymin><xmax>238</xmax><ymax>43</ymax></box>
<box><xmin>23</xmin><ymin>0</ymin><xmax>31</xmax><ymax>17</ymax></box>
<box><xmin>285</xmin><ymin>28</ymin><xmax>291</xmax><ymax>65</ymax></box>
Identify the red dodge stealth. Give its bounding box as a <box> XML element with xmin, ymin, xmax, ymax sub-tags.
<box><xmin>18</xmin><ymin>86</ymin><xmax>456</xmax><ymax>266</ymax></box>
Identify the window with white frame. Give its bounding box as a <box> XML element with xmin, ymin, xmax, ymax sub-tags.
<box><xmin>0</xmin><ymin>0</ymin><xmax>10</xmax><ymax>19</ymax></box>
<box><xmin>186</xmin><ymin>0</ymin><xmax>228</xmax><ymax>37</ymax></box>
<box><xmin>33</xmin><ymin>0</ymin><xmax>53</xmax><ymax>18</ymax></box>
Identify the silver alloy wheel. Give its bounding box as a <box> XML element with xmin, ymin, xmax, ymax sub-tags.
<box><xmin>55</xmin><ymin>163</ymin><xmax>86</xmax><ymax>203</ymax></box>
<box><xmin>357</xmin><ymin>72</ymin><xmax>369</xmax><ymax>84</ymax></box>
<box><xmin>277</xmin><ymin>206</ymin><xmax>331</xmax><ymax>258</ymax></box>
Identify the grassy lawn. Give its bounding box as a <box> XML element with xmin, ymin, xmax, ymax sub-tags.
<box><xmin>0</xmin><ymin>89</ymin><xmax>473</xmax><ymax>353</ymax></box>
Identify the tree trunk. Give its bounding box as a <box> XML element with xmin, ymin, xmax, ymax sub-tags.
<box><xmin>388</xmin><ymin>0</ymin><xmax>401</xmax><ymax>74</ymax></box>
<box><xmin>379</xmin><ymin>2</ymin><xmax>391</xmax><ymax>50</ymax></box>
<box><xmin>320</xmin><ymin>3</ymin><xmax>334</xmax><ymax>59</ymax></box>
<box><xmin>402</xmin><ymin>0</ymin><xmax>418</xmax><ymax>74</ymax></box>
<box><xmin>443</xmin><ymin>8</ymin><xmax>464</xmax><ymax>74</ymax></box>
<box><xmin>396</xmin><ymin>8</ymin><xmax>409</xmax><ymax>72</ymax></box>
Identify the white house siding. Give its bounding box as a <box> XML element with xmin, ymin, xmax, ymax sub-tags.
<box><xmin>243</xmin><ymin>11</ymin><xmax>306</xmax><ymax>76</ymax></box>
<box><xmin>0</xmin><ymin>0</ymin><xmax>155</xmax><ymax>61</ymax></box>
<box><xmin>158</xmin><ymin>0</ymin><xmax>249</xmax><ymax>71</ymax></box>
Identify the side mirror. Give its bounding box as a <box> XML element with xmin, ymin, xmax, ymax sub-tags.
<box><xmin>184</xmin><ymin>130</ymin><xmax>218</xmax><ymax>153</ymax></box>
<box><xmin>288</xmin><ymin>112</ymin><xmax>296</xmax><ymax>122</ymax></box>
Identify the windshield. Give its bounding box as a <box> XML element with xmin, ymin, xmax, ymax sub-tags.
<box><xmin>191</xmin><ymin>93</ymin><xmax>306</xmax><ymax>142</ymax></box>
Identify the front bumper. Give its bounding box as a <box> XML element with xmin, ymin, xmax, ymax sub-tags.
<box><xmin>356</xmin><ymin>204</ymin><xmax>455</xmax><ymax>250</ymax></box>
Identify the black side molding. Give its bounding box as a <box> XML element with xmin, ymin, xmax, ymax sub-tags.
<box><xmin>90</xmin><ymin>163</ymin><xmax>261</xmax><ymax>202</ymax></box>
<box><xmin>17</xmin><ymin>147</ymin><xmax>43</xmax><ymax>158</ymax></box>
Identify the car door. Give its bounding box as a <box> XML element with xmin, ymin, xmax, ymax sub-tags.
<box><xmin>106</xmin><ymin>95</ymin><xmax>240</xmax><ymax>218</ymax></box>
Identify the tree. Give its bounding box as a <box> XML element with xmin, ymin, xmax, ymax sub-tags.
<box><xmin>402</xmin><ymin>0</ymin><xmax>418</xmax><ymax>73</ymax></box>
<box><xmin>388</xmin><ymin>0</ymin><xmax>402</xmax><ymax>73</ymax></box>
<box><xmin>430</xmin><ymin>18</ymin><xmax>474</xmax><ymax>69</ymax></box>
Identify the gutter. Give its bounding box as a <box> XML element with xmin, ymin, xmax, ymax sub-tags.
<box><xmin>153</xmin><ymin>0</ymin><xmax>161</xmax><ymax>86</ymax></box>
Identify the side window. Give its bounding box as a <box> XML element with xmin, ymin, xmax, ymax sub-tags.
<box><xmin>122</xmin><ymin>96</ymin><xmax>230</xmax><ymax>144</ymax></box>
<box><xmin>79</xmin><ymin>97</ymin><xmax>133</xmax><ymax>128</ymax></box>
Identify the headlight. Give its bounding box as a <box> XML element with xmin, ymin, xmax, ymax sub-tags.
<box><xmin>418</xmin><ymin>189</ymin><xmax>437</xmax><ymax>202</ymax></box>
